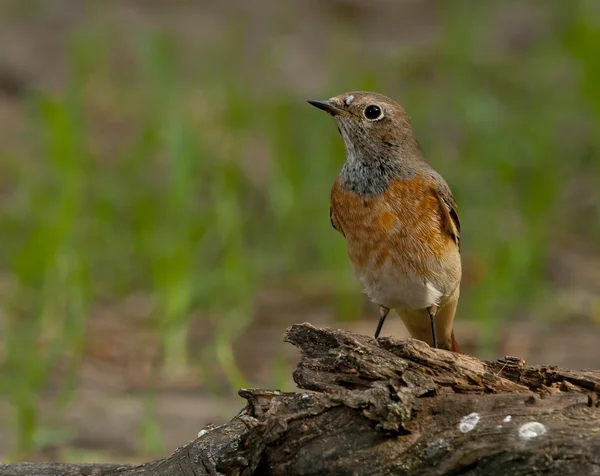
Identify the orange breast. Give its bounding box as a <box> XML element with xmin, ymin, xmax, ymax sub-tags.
<box><xmin>330</xmin><ymin>173</ymin><xmax>455</xmax><ymax>279</ymax></box>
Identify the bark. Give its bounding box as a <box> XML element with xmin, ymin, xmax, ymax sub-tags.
<box><xmin>2</xmin><ymin>323</ymin><xmax>600</xmax><ymax>476</ymax></box>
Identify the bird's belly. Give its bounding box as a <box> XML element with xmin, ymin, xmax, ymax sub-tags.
<box><xmin>351</xmin><ymin>254</ymin><xmax>443</xmax><ymax>310</ymax></box>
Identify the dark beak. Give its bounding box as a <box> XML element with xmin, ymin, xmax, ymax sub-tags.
<box><xmin>307</xmin><ymin>99</ymin><xmax>343</xmax><ymax>115</ymax></box>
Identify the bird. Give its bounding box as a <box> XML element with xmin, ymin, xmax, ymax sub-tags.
<box><xmin>308</xmin><ymin>91</ymin><xmax>461</xmax><ymax>352</ymax></box>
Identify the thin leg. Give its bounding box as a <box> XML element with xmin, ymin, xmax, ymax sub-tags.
<box><xmin>427</xmin><ymin>306</ymin><xmax>439</xmax><ymax>349</ymax></box>
<box><xmin>375</xmin><ymin>305</ymin><xmax>390</xmax><ymax>338</ymax></box>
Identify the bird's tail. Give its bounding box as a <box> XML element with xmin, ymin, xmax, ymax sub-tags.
<box><xmin>449</xmin><ymin>330</ymin><xmax>460</xmax><ymax>353</ymax></box>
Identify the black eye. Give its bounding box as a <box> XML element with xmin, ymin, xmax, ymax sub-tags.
<box><xmin>364</xmin><ymin>105</ymin><xmax>382</xmax><ymax>120</ymax></box>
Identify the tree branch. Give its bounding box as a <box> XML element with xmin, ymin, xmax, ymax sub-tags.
<box><xmin>2</xmin><ymin>323</ymin><xmax>600</xmax><ymax>475</ymax></box>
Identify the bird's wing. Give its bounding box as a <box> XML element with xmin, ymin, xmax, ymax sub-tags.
<box><xmin>428</xmin><ymin>173</ymin><xmax>460</xmax><ymax>250</ymax></box>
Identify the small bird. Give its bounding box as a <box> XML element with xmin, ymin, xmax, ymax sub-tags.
<box><xmin>308</xmin><ymin>91</ymin><xmax>461</xmax><ymax>352</ymax></box>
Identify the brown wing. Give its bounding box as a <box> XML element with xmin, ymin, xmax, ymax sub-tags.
<box><xmin>429</xmin><ymin>174</ymin><xmax>460</xmax><ymax>250</ymax></box>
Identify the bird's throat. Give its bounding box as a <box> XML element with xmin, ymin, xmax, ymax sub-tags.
<box><xmin>339</xmin><ymin>154</ymin><xmax>418</xmax><ymax>197</ymax></box>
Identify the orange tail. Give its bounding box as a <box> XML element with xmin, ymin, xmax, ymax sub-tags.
<box><xmin>449</xmin><ymin>330</ymin><xmax>460</xmax><ymax>353</ymax></box>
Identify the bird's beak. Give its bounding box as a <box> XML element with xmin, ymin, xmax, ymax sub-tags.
<box><xmin>307</xmin><ymin>99</ymin><xmax>343</xmax><ymax>116</ymax></box>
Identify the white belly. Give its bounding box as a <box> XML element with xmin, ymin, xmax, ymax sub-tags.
<box><xmin>353</xmin><ymin>258</ymin><xmax>444</xmax><ymax>310</ymax></box>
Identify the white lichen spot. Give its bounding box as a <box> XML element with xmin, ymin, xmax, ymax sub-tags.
<box><xmin>503</xmin><ymin>415</ymin><xmax>512</xmax><ymax>423</ymax></box>
<box><xmin>344</xmin><ymin>95</ymin><xmax>355</xmax><ymax>106</ymax></box>
<box><xmin>197</xmin><ymin>423</ymin><xmax>221</xmax><ymax>438</ymax></box>
<box><xmin>458</xmin><ymin>412</ymin><xmax>480</xmax><ymax>433</ymax></box>
<box><xmin>301</xmin><ymin>393</ymin><xmax>310</xmax><ymax>400</ymax></box>
<box><xmin>518</xmin><ymin>422</ymin><xmax>547</xmax><ymax>440</ymax></box>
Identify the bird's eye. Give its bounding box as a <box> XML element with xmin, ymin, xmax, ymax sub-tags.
<box><xmin>364</xmin><ymin>105</ymin><xmax>383</xmax><ymax>120</ymax></box>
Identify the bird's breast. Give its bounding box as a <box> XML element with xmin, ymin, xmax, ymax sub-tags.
<box><xmin>330</xmin><ymin>175</ymin><xmax>460</xmax><ymax>309</ymax></box>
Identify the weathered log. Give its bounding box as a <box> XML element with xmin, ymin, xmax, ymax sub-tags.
<box><xmin>2</xmin><ymin>323</ymin><xmax>600</xmax><ymax>476</ymax></box>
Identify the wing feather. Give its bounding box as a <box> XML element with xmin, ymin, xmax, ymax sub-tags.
<box><xmin>429</xmin><ymin>174</ymin><xmax>460</xmax><ymax>250</ymax></box>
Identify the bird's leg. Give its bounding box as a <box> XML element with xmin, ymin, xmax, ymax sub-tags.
<box><xmin>427</xmin><ymin>305</ymin><xmax>439</xmax><ymax>348</ymax></box>
<box><xmin>375</xmin><ymin>305</ymin><xmax>390</xmax><ymax>338</ymax></box>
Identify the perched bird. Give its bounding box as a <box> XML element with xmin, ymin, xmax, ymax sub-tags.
<box><xmin>308</xmin><ymin>92</ymin><xmax>461</xmax><ymax>352</ymax></box>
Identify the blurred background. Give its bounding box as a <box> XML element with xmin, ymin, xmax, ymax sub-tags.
<box><xmin>0</xmin><ymin>0</ymin><xmax>599</xmax><ymax>464</ymax></box>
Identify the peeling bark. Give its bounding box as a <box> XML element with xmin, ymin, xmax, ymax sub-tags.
<box><xmin>2</xmin><ymin>323</ymin><xmax>600</xmax><ymax>476</ymax></box>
